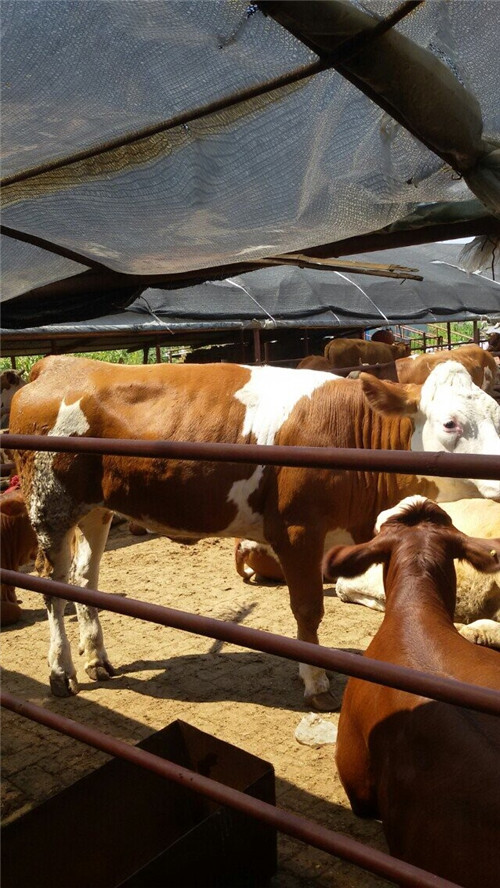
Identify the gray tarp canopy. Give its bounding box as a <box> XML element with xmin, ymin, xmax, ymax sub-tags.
<box><xmin>1</xmin><ymin>0</ymin><xmax>499</xmax><ymax>336</ymax></box>
<box><xmin>2</xmin><ymin>242</ymin><xmax>498</xmax><ymax>357</ymax></box>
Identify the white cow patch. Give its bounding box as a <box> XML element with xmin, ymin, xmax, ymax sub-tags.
<box><xmin>235</xmin><ymin>365</ymin><xmax>334</xmax><ymax>444</ymax></box>
<box><xmin>30</xmin><ymin>399</ymin><xmax>92</xmax><ymax>548</ymax></box>
<box><xmin>375</xmin><ymin>495</ymin><xmax>428</xmax><ymax>533</ymax></box>
<box><xmin>226</xmin><ymin>466</ymin><xmax>266</xmax><ymax>538</ymax></box>
<box><xmin>48</xmin><ymin>398</ymin><xmax>90</xmax><ymax>438</ymax></box>
<box><xmin>222</xmin><ymin>367</ymin><xmax>337</xmax><ymax>537</ymax></box>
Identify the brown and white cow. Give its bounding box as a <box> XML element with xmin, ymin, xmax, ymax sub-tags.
<box><xmin>395</xmin><ymin>343</ymin><xmax>498</xmax><ymax>394</ymax></box>
<box><xmin>324</xmin><ymin>497</ymin><xmax>500</xmax><ymax>888</ymax></box>
<box><xmin>9</xmin><ymin>355</ymin><xmax>500</xmax><ymax>705</ymax></box>
<box><xmin>335</xmin><ymin>497</ymin><xmax>500</xmax><ymax>648</ymax></box>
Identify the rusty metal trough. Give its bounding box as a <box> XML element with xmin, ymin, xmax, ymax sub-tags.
<box><xmin>1</xmin><ymin>717</ymin><xmax>277</xmax><ymax>888</ymax></box>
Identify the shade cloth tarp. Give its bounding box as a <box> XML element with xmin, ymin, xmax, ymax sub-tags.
<box><xmin>1</xmin><ymin>0</ymin><xmax>499</xmax><ymax>331</ymax></box>
<box><xmin>2</xmin><ymin>243</ymin><xmax>498</xmax><ymax>357</ymax></box>
<box><xmin>135</xmin><ymin>244</ymin><xmax>500</xmax><ymax>329</ymax></box>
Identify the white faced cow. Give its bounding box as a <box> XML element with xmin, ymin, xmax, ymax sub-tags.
<box><xmin>9</xmin><ymin>356</ymin><xmax>500</xmax><ymax>707</ymax></box>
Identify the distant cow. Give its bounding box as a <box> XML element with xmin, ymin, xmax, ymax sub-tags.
<box><xmin>296</xmin><ymin>354</ymin><xmax>398</xmax><ymax>381</ymax></box>
<box><xmin>9</xmin><ymin>355</ymin><xmax>500</xmax><ymax>705</ymax></box>
<box><xmin>487</xmin><ymin>331</ymin><xmax>500</xmax><ymax>354</ymax></box>
<box><xmin>324</xmin><ymin>338</ymin><xmax>409</xmax><ymax>368</ymax></box>
<box><xmin>1</xmin><ymin>370</ymin><xmax>26</xmax><ymax>429</ymax></box>
<box><xmin>296</xmin><ymin>355</ymin><xmax>336</xmax><ymax>372</ymax></box>
<box><xmin>336</xmin><ymin>498</ymin><xmax>500</xmax><ymax>649</ymax></box>
<box><xmin>370</xmin><ymin>330</ymin><xmax>395</xmax><ymax>345</ymax></box>
<box><xmin>395</xmin><ymin>343</ymin><xmax>497</xmax><ymax>393</ymax></box>
<box><xmin>1</xmin><ymin>485</ymin><xmax>38</xmax><ymax>626</ymax></box>
<box><xmin>324</xmin><ymin>497</ymin><xmax>500</xmax><ymax>888</ymax></box>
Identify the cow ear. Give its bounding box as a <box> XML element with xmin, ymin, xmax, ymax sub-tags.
<box><xmin>452</xmin><ymin>534</ymin><xmax>500</xmax><ymax>574</ymax></box>
<box><xmin>360</xmin><ymin>374</ymin><xmax>420</xmax><ymax>416</ymax></box>
<box><xmin>323</xmin><ymin>536</ymin><xmax>391</xmax><ymax>580</ymax></box>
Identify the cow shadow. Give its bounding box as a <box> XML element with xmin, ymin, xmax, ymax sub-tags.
<box><xmin>105</xmin><ymin>526</ymin><xmax>160</xmax><ymax>553</ymax></box>
<box><xmin>1</xmin><ymin>666</ymin><xmax>390</xmax><ymax>888</ymax></box>
<box><xmin>1</xmin><ymin>605</ymin><xmax>48</xmax><ymax>628</ymax></box>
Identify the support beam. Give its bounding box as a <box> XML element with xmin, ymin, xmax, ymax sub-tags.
<box><xmin>259</xmin><ymin>1</ymin><xmax>500</xmax><ymax>218</ymax></box>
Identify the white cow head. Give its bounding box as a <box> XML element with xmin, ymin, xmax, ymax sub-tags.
<box><xmin>362</xmin><ymin>362</ymin><xmax>500</xmax><ymax>501</ymax></box>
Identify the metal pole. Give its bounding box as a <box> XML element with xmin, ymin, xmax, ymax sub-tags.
<box><xmin>0</xmin><ymin>690</ymin><xmax>462</xmax><ymax>888</ymax></box>
<box><xmin>3</xmin><ymin>434</ymin><xmax>500</xmax><ymax>481</ymax></box>
<box><xmin>3</xmin><ymin>568</ymin><xmax>499</xmax><ymax>717</ymax></box>
<box><xmin>254</xmin><ymin>329</ymin><xmax>262</xmax><ymax>364</ymax></box>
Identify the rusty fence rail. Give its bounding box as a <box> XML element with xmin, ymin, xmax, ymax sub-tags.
<box><xmin>1</xmin><ymin>690</ymin><xmax>461</xmax><ymax>888</ymax></box>
<box><xmin>2</xmin><ymin>432</ymin><xmax>499</xmax><ymax>888</ymax></box>
<box><xmin>2</xmin><ymin>567</ymin><xmax>499</xmax><ymax>718</ymax></box>
<box><xmin>3</xmin><ymin>432</ymin><xmax>500</xmax><ymax>480</ymax></box>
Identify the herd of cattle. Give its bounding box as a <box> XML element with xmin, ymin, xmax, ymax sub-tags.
<box><xmin>2</xmin><ymin>335</ymin><xmax>500</xmax><ymax>886</ymax></box>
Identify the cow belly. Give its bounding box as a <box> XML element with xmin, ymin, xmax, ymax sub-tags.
<box><xmin>101</xmin><ymin>464</ymin><xmax>267</xmax><ymax>543</ymax></box>
<box><xmin>117</xmin><ymin>513</ymin><xmax>266</xmax><ymax>544</ymax></box>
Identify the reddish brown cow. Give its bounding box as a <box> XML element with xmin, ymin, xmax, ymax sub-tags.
<box><xmin>324</xmin><ymin>497</ymin><xmax>500</xmax><ymax>888</ymax></box>
<box><xmin>9</xmin><ymin>355</ymin><xmax>500</xmax><ymax>705</ymax></box>
<box><xmin>1</xmin><ymin>487</ymin><xmax>38</xmax><ymax>625</ymax></box>
<box><xmin>323</xmin><ymin>338</ymin><xmax>409</xmax><ymax>368</ymax></box>
<box><xmin>296</xmin><ymin>354</ymin><xmax>398</xmax><ymax>381</ymax></box>
<box><xmin>487</xmin><ymin>331</ymin><xmax>500</xmax><ymax>354</ymax></box>
<box><xmin>296</xmin><ymin>355</ymin><xmax>336</xmax><ymax>372</ymax></box>
<box><xmin>395</xmin><ymin>343</ymin><xmax>498</xmax><ymax>393</ymax></box>
<box><xmin>370</xmin><ymin>330</ymin><xmax>395</xmax><ymax>345</ymax></box>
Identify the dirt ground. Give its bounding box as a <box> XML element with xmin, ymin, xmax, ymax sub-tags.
<box><xmin>1</xmin><ymin>523</ymin><xmax>391</xmax><ymax>888</ymax></box>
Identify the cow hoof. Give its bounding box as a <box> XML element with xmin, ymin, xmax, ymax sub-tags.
<box><xmin>305</xmin><ymin>690</ymin><xmax>343</xmax><ymax>712</ymax></box>
<box><xmin>50</xmin><ymin>673</ymin><xmax>79</xmax><ymax>697</ymax></box>
<box><xmin>86</xmin><ymin>660</ymin><xmax>117</xmax><ymax>682</ymax></box>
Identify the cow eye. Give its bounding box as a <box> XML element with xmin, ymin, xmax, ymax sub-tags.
<box><xmin>443</xmin><ymin>420</ymin><xmax>457</xmax><ymax>431</ymax></box>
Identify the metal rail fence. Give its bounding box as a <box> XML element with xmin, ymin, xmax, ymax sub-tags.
<box><xmin>2</xmin><ymin>432</ymin><xmax>500</xmax><ymax>888</ymax></box>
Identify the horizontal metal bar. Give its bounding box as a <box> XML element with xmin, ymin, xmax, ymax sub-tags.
<box><xmin>3</xmin><ymin>568</ymin><xmax>499</xmax><ymax>717</ymax></box>
<box><xmin>0</xmin><ymin>690</ymin><xmax>461</xmax><ymax>888</ymax></box>
<box><xmin>4</xmin><ymin>434</ymin><xmax>500</xmax><ymax>480</ymax></box>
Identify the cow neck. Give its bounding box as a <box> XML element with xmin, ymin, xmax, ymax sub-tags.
<box><xmin>356</xmin><ymin>407</ymin><xmax>439</xmax><ymax>511</ymax></box>
<box><xmin>382</xmin><ymin>537</ymin><xmax>457</xmax><ymax>631</ymax></box>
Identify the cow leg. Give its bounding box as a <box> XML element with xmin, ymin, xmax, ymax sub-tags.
<box><xmin>72</xmin><ymin>508</ymin><xmax>116</xmax><ymax>682</ymax></box>
<box><xmin>457</xmin><ymin>619</ymin><xmax>500</xmax><ymax>649</ymax></box>
<box><xmin>335</xmin><ymin>712</ymin><xmax>378</xmax><ymax>818</ymax></box>
<box><xmin>41</xmin><ymin>530</ymin><xmax>79</xmax><ymax>697</ymax></box>
<box><xmin>276</xmin><ymin>529</ymin><xmax>341</xmax><ymax>712</ymax></box>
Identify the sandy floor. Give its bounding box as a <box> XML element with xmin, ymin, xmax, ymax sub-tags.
<box><xmin>1</xmin><ymin>523</ymin><xmax>391</xmax><ymax>887</ymax></box>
